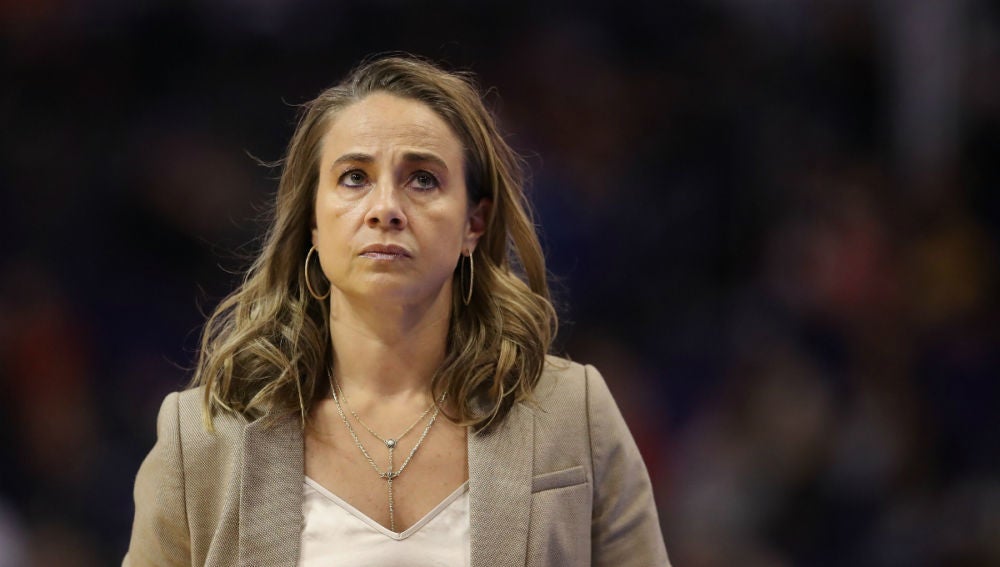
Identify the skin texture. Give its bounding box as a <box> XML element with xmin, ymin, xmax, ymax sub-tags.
<box><xmin>305</xmin><ymin>93</ymin><xmax>488</xmax><ymax>531</ymax></box>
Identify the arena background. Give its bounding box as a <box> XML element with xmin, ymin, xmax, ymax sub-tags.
<box><xmin>2</xmin><ymin>1</ymin><xmax>998</xmax><ymax>565</ymax></box>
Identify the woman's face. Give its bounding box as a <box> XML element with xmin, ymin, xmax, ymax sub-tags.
<box><xmin>312</xmin><ymin>92</ymin><xmax>487</xmax><ymax>307</ymax></box>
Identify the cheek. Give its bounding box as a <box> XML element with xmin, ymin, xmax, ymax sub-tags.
<box><xmin>424</xmin><ymin>208</ymin><xmax>469</xmax><ymax>250</ymax></box>
<box><xmin>315</xmin><ymin>187</ymin><xmax>358</xmax><ymax>216</ymax></box>
<box><xmin>312</xmin><ymin>213</ymin><xmax>360</xmax><ymax>269</ymax></box>
<box><xmin>314</xmin><ymin>195</ymin><xmax>364</xmax><ymax>234</ymax></box>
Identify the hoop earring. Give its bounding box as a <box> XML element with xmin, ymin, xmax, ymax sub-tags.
<box><xmin>460</xmin><ymin>250</ymin><xmax>474</xmax><ymax>306</ymax></box>
<box><xmin>304</xmin><ymin>246</ymin><xmax>330</xmax><ymax>300</ymax></box>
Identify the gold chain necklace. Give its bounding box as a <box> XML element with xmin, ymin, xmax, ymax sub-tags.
<box><xmin>339</xmin><ymin>385</ymin><xmax>436</xmax><ymax>449</ymax></box>
<box><xmin>327</xmin><ymin>372</ymin><xmax>445</xmax><ymax>532</ymax></box>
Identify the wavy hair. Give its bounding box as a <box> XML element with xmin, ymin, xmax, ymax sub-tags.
<box><xmin>192</xmin><ymin>55</ymin><xmax>556</xmax><ymax>432</ymax></box>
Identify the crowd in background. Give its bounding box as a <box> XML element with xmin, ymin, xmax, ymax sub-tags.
<box><xmin>2</xmin><ymin>0</ymin><xmax>998</xmax><ymax>565</ymax></box>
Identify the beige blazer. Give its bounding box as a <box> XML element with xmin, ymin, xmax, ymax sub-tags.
<box><xmin>123</xmin><ymin>357</ymin><xmax>669</xmax><ymax>566</ymax></box>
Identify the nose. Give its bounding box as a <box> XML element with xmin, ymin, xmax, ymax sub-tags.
<box><xmin>364</xmin><ymin>181</ymin><xmax>407</xmax><ymax>230</ymax></box>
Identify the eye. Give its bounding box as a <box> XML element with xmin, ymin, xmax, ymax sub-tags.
<box><xmin>339</xmin><ymin>169</ymin><xmax>368</xmax><ymax>188</ymax></box>
<box><xmin>410</xmin><ymin>171</ymin><xmax>440</xmax><ymax>191</ymax></box>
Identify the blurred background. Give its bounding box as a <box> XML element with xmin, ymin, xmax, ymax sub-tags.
<box><xmin>2</xmin><ymin>0</ymin><xmax>999</xmax><ymax>565</ymax></box>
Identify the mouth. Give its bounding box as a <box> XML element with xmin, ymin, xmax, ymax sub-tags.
<box><xmin>359</xmin><ymin>244</ymin><xmax>412</xmax><ymax>260</ymax></box>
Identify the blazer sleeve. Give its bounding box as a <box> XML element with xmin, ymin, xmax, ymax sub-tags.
<box><xmin>123</xmin><ymin>391</ymin><xmax>191</xmax><ymax>566</ymax></box>
<box><xmin>586</xmin><ymin>364</ymin><xmax>671</xmax><ymax>566</ymax></box>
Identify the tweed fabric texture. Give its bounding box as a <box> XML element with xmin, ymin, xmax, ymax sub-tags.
<box><xmin>238</xmin><ymin>416</ymin><xmax>303</xmax><ymax>565</ymax></box>
<box><xmin>124</xmin><ymin>356</ymin><xmax>669</xmax><ymax>566</ymax></box>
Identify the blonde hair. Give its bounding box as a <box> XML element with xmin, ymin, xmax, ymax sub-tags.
<box><xmin>192</xmin><ymin>55</ymin><xmax>556</xmax><ymax>432</ymax></box>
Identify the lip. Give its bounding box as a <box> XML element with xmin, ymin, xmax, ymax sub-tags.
<box><xmin>359</xmin><ymin>244</ymin><xmax>412</xmax><ymax>260</ymax></box>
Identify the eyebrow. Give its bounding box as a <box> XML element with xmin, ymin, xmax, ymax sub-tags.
<box><xmin>401</xmin><ymin>151</ymin><xmax>449</xmax><ymax>172</ymax></box>
<box><xmin>331</xmin><ymin>152</ymin><xmax>374</xmax><ymax>168</ymax></box>
<box><xmin>330</xmin><ymin>151</ymin><xmax>450</xmax><ymax>172</ymax></box>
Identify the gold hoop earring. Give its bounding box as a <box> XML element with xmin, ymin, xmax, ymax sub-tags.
<box><xmin>304</xmin><ymin>246</ymin><xmax>330</xmax><ymax>300</ymax></box>
<box><xmin>460</xmin><ymin>250</ymin><xmax>474</xmax><ymax>306</ymax></box>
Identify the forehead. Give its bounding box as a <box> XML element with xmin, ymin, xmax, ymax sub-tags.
<box><xmin>321</xmin><ymin>93</ymin><xmax>463</xmax><ymax>158</ymax></box>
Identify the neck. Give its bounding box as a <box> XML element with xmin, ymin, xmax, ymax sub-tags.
<box><xmin>327</xmin><ymin>285</ymin><xmax>452</xmax><ymax>403</ymax></box>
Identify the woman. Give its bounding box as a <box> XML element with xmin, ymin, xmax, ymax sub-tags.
<box><xmin>124</xmin><ymin>55</ymin><xmax>669</xmax><ymax>566</ymax></box>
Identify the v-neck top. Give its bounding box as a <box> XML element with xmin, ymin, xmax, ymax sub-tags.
<box><xmin>299</xmin><ymin>477</ymin><xmax>471</xmax><ymax>566</ymax></box>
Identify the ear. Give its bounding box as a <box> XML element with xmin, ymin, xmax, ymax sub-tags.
<box><xmin>464</xmin><ymin>198</ymin><xmax>491</xmax><ymax>252</ymax></box>
<box><xmin>311</xmin><ymin>226</ymin><xmax>318</xmax><ymax>248</ymax></box>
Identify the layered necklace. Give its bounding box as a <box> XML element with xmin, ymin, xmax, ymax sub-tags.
<box><xmin>327</xmin><ymin>372</ymin><xmax>445</xmax><ymax>532</ymax></box>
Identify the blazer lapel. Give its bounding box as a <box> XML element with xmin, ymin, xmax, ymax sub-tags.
<box><xmin>237</xmin><ymin>414</ymin><xmax>304</xmax><ymax>567</ymax></box>
<box><xmin>468</xmin><ymin>402</ymin><xmax>534</xmax><ymax>567</ymax></box>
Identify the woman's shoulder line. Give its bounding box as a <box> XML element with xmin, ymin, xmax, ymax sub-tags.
<box><xmin>540</xmin><ymin>354</ymin><xmax>606</xmax><ymax>387</ymax></box>
<box><xmin>160</xmin><ymin>385</ymin><xmax>252</xmax><ymax>440</ymax></box>
<box><xmin>532</xmin><ymin>354</ymin><xmax>593</xmax><ymax>410</ymax></box>
<box><xmin>542</xmin><ymin>353</ymin><xmax>583</xmax><ymax>375</ymax></box>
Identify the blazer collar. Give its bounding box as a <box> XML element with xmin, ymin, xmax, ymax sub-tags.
<box><xmin>237</xmin><ymin>413</ymin><xmax>304</xmax><ymax>567</ymax></box>
<box><xmin>468</xmin><ymin>402</ymin><xmax>535</xmax><ymax>567</ymax></box>
<box><xmin>232</xmin><ymin>402</ymin><xmax>536</xmax><ymax>567</ymax></box>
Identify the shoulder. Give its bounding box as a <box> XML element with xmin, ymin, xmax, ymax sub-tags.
<box><xmin>536</xmin><ymin>354</ymin><xmax>586</xmax><ymax>392</ymax></box>
<box><xmin>529</xmin><ymin>355</ymin><xmax>638</xmax><ymax>461</ymax></box>
<box><xmin>156</xmin><ymin>387</ymin><xmax>249</xmax><ymax>505</ymax></box>
<box><xmin>127</xmin><ymin>388</ymin><xmax>251</xmax><ymax>565</ymax></box>
<box><xmin>527</xmin><ymin>355</ymin><xmax>621</xmax><ymax>444</ymax></box>
<box><xmin>173</xmin><ymin>386</ymin><xmax>247</xmax><ymax>432</ymax></box>
<box><xmin>154</xmin><ymin>387</ymin><xmax>248</xmax><ymax>466</ymax></box>
<box><xmin>532</xmin><ymin>354</ymin><xmax>617</xmax><ymax>414</ymax></box>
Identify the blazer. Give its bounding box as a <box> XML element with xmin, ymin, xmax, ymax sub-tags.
<box><xmin>123</xmin><ymin>356</ymin><xmax>670</xmax><ymax>566</ymax></box>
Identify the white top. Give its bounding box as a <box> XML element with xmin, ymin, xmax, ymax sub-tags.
<box><xmin>299</xmin><ymin>477</ymin><xmax>471</xmax><ymax>567</ymax></box>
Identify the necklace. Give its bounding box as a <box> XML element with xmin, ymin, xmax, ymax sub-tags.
<box><xmin>339</xmin><ymin>385</ymin><xmax>436</xmax><ymax>450</ymax></box>
<box><xmin>327</xmin><ymin>372</ymin><xmax>445</xmax><ymax>532</ymax></box>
